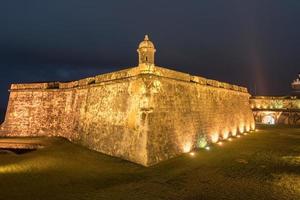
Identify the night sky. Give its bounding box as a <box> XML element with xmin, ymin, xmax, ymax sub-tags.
<box><xmin>0</xmin><ymin>0</ymin><xmax>300</xmax><ymax>121</ymax></box>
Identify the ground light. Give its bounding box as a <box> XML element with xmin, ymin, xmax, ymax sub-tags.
<box><xmin>189</xmin><ymin>152</ymin><xmax>195</xmax><ymax>156</ymax></box>
<box><xmin>207</xmin><ymin>131</ymin><xmax>251</xmax><ymax>150</ymax></box>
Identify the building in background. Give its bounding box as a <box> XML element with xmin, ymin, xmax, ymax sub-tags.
<box><xmin>250</xmin><ymin>74</ymin><xmax>300</xmax><ymax>125</ymax></box>
<box><xmin>291</xmin><ymin>73</ymin><xmax>300</xmax><ymax>96</ymax></box>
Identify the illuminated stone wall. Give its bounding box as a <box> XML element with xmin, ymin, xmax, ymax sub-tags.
<box><xmin>250</xmin><ymin>96</ymin><xmax>300</xmax><ymax>110</ymax></box>
<box><xmin>250</xmin><ymin>97</ymin><xmax>300</xmax><ymax>125</ymax></box>
<box><xmin>145</xmin><ymin>68</ymin><xmax>254</xmax><ymax>165</ymax></box>
<box><xmin>1</xmin><ymin>67</ymin><xmax>149</xmax><ymax>165</ymax></box>
<box><xmin>0</xmin><ymin>65</ymin><xmax>255</xmax><ymax>166</ymax></box>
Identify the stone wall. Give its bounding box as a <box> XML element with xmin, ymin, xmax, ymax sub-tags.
<box><xmin>0</xmin><ymin>65</ymin><xmax>255</xmax><ymax>166</ymax></box>
<box><xmin>250</xmin><ymin>96</ymin><xmax>300</xmax><ymax>110</ymax></box>
<box><xmin>1</xmin><ymin>75</ymin><xmax>148</xmax><ymax>165</ymax></box>
<box><xmin>145</xmin><ymin>74</ymin><xmax>254</xmax><ymax>165</ymax></box>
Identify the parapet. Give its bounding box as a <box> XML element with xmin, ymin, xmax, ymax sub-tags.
<box><xmin>95</xmin><ymin>67</ymin><xmax>139</xmax><ymax>83</ymax></box>
<box><xmin>59</xmin><ymin>81</ymin><xmax>79</xmax><ymax>89</ymax></box>
<box><xmin>9</xmin><ymin>65</ymin><xmax>248</xmax><ymax>94</ymax></box>
<box><xmin>10</xmin><ymin>82</ymin><xmax>60</xmax><ymax>90</ymax></box>
<box><xmin>250</xmin><ymin>96</ymin><xmax>300</xmax><ymax>110</ymax></box>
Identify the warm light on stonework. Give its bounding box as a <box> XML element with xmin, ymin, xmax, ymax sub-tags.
<box><xmin>183</xmin><ymin>142</ymin><xmax>192</xmax><ymax>153</ymax></box>
<box><xmin>222</xmin><ymin>130</ymin><xmax>229</xmax><ymax>139</ymax></box>
<box><xmin>246</xmin><ymin>125</ymin><xmax>250</xmax><ymax>132</ymax></box>
<box><xmin>231</xmin><ymin>128</ymin><xmax>237</xmax><ymax>136</ymax></box>
<box><xmin>197</xmin><ymin>137</ymin><xmax>208</xmax><ymax>148</ymax></box>
<box><xmin>239</xmin><ymin>125</ymin><xmax>245</xmax><ymax>133</ymax></box>
<box><xmin>211</xmin><ymin>133</ymin><xmax>219</xmax><ymax>143</ymax></box>
<box><xmin>251</xmin><ymin>123</ymin><xmax>256</xmax><ymax>130</ymax></box>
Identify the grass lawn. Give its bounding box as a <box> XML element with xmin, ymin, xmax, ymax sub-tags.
<box><xmin>0</xmin><ymin>126</ymin><xmax>300</xmax><ymax>200</ymax></box>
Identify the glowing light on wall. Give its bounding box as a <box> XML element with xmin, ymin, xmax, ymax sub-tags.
<box><xmin>183</xmin><ymin>142</ymin><xmax>192</xmax><ymax>153</ymax></box>
<box><xmin>251</xmin><ymin>123</ymin><xmax>255</xmax><ymax>131</ymax></box>
<box><xmin>197</xmin><ymin>137</ymin><xmax>208</xmax><ymax>148</ymax></box>
<box><xmin>222</xmin><ymin>130</ymin><xmax>229</xmax><ymax>139</ymax></box>
<box><xmin>231</xmin><ymin>128</ymin><xmax>237</xmax><ymax>136</ymax></box>
<box><xmin>239</xmin><ymin>125</ymin><xmax>245</xmax><ymax>133</ymax></box>
<box><xmin>246</xmin><ymin>125</ymin><xmax>250</xmax><ymax>132</ymax></box>
<box><xmin>217</xmin><ymin>142</ymin><xmax>223</xmax><ymax>146</ymax></box>
<box><xmin>237</xmin><ymin>135</ymin><xmax>241</xmax><ymax>138</ymax></box>
<box><xmin>228</xmin><ymin>138</ymin><xmax>232</xmax><ymax>141</ymax></box>
<box><xmin>211</xmin><ymin>133</ymin><xmax>219</xmax><ymax>143</ymax></box>
<box><xmin>205</xmin><ymin>146</ymin><xmax>210</xmax><ymax>151</ymax></box>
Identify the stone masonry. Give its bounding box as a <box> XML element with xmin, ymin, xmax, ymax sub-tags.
<box><xmin>0</xmin><ymin>35</ymin><xmax>255</xmax><ymax>166</ymax></box>
<box><xmin>250</xmin><ymin>96</ymin><xmax>300</xmax><ymax>125</ymax></box>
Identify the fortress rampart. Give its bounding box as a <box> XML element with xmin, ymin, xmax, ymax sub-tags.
<box><xmin>0</xmin><ymin>64</ymin><xmax>254</xmax><ymax>166</ymax></box>
<box><xmin>0</xmin><ymin>36</ymin><xmax>255</xmax><ymax>166</ymax></box>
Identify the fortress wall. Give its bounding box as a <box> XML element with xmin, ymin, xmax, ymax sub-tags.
<box><xmin>145</xmin><ymin>75</ymin><xmax>254</xmax><ymax>165</ymax></box>
<box><xmin>75</xmin><ymin>77</ymin><xmax>149</xmax><ymax>164</ymax></box>
<box><xmin>1</xmin><ymin>77</ymin><xmax>149</xmax><ymax>165</ymax></box>
<box><xmin>1</xmin><ymin>66</ymin><xmax>255</xmax><ymax>166</ymax></box>
<box><xmin>2</xmin><ymin>88</ymin><xmax>80</xmax><ymax>139</ymax></box>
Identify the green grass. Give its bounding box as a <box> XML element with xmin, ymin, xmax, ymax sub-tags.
<box><xmin>0</xmin><ymin>126</ymin><xmax>300</xmax><ymax>200</ymax></box>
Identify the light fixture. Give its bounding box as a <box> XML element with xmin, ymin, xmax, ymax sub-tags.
<box><xmin>189</xmin><ymin>152</ymin><xmax>195</xmax><ymax>156</ymax></box>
